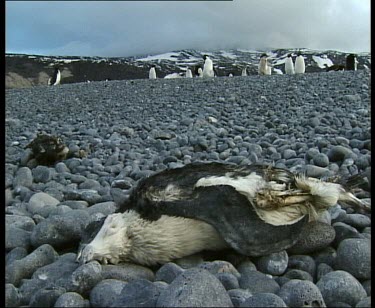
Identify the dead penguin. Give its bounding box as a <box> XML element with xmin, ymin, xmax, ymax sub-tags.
<box><xmin>77</xmin><ymin>162</ymin><xmax>370</xmax><ymax>266</ymax></box>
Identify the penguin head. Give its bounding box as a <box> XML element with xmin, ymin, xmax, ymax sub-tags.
<box><xmin>287</xmin><ymin>54</ymin><xmax>292</xmax><ymax>58</ymax></box>
<box><xmin>151</xmin><ymin>64</ymin><xmax>156</xmax><ymax>68</ymax></box>
<box><xmin>203</xmin><ymin>55</ymin><xmax>210</xmax><ymax>60</ymax></box>
<box><xmin>260</xmin><ymin>53</ymin><xmax>268</xmax><ymax>58</ymax></box>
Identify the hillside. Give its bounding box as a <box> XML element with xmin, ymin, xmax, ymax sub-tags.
<box><xmin>5</xmin><ymin>48</ymin><xmax>371</xmax><ymax>89</ymax></box>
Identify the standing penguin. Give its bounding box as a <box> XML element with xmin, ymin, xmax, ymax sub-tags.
<box><xmin>258</xmin><ymin>54</ymin><xmax>272</xmax><ymax>75</ymax></box>
<box><xmin>346</xmin><ymin>54</ymin><xmax>358</xmax><ymax>71</ymax></box>
<box><xmin>185</xmin><ymin>67</ymin><xmax>193</xmax><ymax>78</ymax></box>
<box><xmin>284</xmin><ymin>54</ymin><xmax>295</xmax><ymax>74</ymax></box>
<box><xmin>241</xmin><ymin>67</ymin><xmax>248</xmax><ymax>76</ymax></box>
<box><xmin>48</xmin><ymin>67</ymin><xmax>61</xmax><ymax>86</ymax></box>
<box><xmin>294</xmin><ymin>53</ymin><xmax>306</xmax><ymax>74</ymax></box>
<box><xmin>149</xmin><ymin>65</ymin><xmax>157</xmax><ymax>79</ymax></box>
<box><xmin>202</xmin><ymin>55</ymin><xmax>215</xmax><ymax>78</ymax></box>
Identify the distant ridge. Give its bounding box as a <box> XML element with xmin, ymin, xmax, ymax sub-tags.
<box><xmin>6</xmin><ymin>48</ymin><xmax>371</xmax><ymax>89</ymax></box>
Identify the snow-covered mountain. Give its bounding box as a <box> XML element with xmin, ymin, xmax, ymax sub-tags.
<box><xmin>5</xmin><ymin>48</ymin><xmax>371</xmax><ymax>88</ymax></box>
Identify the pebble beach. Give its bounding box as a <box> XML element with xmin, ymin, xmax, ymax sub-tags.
<box><xmin>5</xmin><ymin>70</ymin><xmax>371</xmax><ymax>307</ymax></box>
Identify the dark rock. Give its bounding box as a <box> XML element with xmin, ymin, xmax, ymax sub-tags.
<box><xmin>215</xmin><ymin>272</ymin><xmax>240</xmax><ymax>290</ymax></box>
<box><xmin>32</xmin><ymin>165</ymin><xmax>52</xmax><ymax>183</ymax></box>
<box><xmin>90</xmin><ymin>279</ymin><xmax>127</xmax><ymax>307</ymax></box>
<box><xmin>288</xmin><ymin>222</ymin><xmax>335</xmax><ymax>254</ymax></box>
<box><xmin>255</xmin><ymin>250</ymin><xmax>288</xmax><ymax>276</ymax></box>
<box><xmin>54</xmin><ymin>292</ymin><xmax>90</xmax><ymax>307</ymax></box>
<box><xmin>277</xmin><ymin>279</ymin><xmax>325</xmax><ymax>307</ymax></box>
<box><xmin>240</xmin><ymin>293</ymin><xmax>287</xmax><ymax>307</ymax></box>
<box><xmin>29</xmin><ymin>286</ymin><xmax>66</xmax><ymax>307</ymax></box>
<box><xmin>6</xmin><ymin>244</ymin><xmax>58</xmax><ymax>287</ymax></box>
<box><xmin>327</xmin><ymin>145</ymin><xmax>354</xmax><ymax>162</ymax></box>
<box><xmin>6</xmin><ymin>247</ymin><xmax>28</xmax><ymax>265</ymax></box>
<box><xmin>112</xmin><ymin>279</ymin><xmax>160</xmax><ymax>307</ymax></box>
<box><xmin>227</xmin><ymin>289</ymin><xmax>253</xmax><ymax>307</ymax></box>
<box><xmin>155</xmin><ymin>262</ymin><xmax>184</xmax><ymax>284</ymax></box>
<box><xmin>101</xmin><ymin>263</ymin><xmax>155</xmax><ymax>282</ymax></box>
<box><xmin>355</xmin><ymin>297</ymin><xmax>371</xmax><ymax>308</ymax></box>
<box><xmin>5</xmin><ymin>225</ymin><xmax>31</xmax><ymax>252</ymax></box>
<box><xmin>334</xmin><ymin>238</ymin><xmax>371</xmax><ymax>280</ymax></box>
<box><xmin>239</xmin><ymin>270</ymin><xmax>280</xmax><ymax>294</ymax></box>
<box><xmin>5</xmin><ymin>283</ymin><xmax>21</xmax><ymax>308</ymax></box>
<box><xmin>316</xmin><ymin>263</ymin><xmax>333</xmax><ymax>281</ymax></box>
<box><xmin>288</xmin><ymin>255</ymin><xmax>316</xmax><ymax>279</ymax></box>
<box><xmin>316</xmin><ymin>270</ymin><xmax>367</xmax><ymax>307</ymax></box>
<box><xmin>156</xmin><ymin>268</ymin><xmax>233</xmax><ymax>307</ymax></box>
<box><xmin>283</xmin><ymin>269</ymin><xmax>314</xmax><ymax>282</ymax></box>
<box><xmin>198</xmin><ymin>260</ymin><xmax>240</xmax><ymax>278</ymax></box>
<box><xmin>332</xmin><ymin>222</ymin><xmax>364</xmax><ymax>247</ymax></box>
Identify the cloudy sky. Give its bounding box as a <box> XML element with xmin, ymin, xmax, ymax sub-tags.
<box><xmin>6</xmin><ymin>0</ymin><xmax>370</xmax><ymax>57</ymax></box>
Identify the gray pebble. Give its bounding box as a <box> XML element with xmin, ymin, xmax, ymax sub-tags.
<box><xmin>198</xmin><ymin>260</ymin><xmax>240</xmax><ymax>278</ymax></box>
<box><xmin>361</xmin><ymin>280</ymin><xmax>371</xmax><ymax>296</ymax></box>
<box><xmin>316</xmin><ymin>270</ymin><xmax>367</xmax><ymax>307</ymax></box>
<box><xmin>89</xmin><ymin>279</ymin><xmax>127</xmax><ymax>307</ymax></box>
<box><xmin>239</xmin><ymin>270</ymin><xmax>280</xmax><ymax>294</ymax></box>
<box><xmin>288</xmin><ymin>255</ymin><xmax>316</xmax><ymax>279</ymax></box>
<box><xmin>101</xmin><ymin>263</ymin><xmax>155</xmax><ymax>282</ymax></box>
<box><xmin>215</xmin><ymin>272</ymin><xmax>240</xmax><ymax>290</ymax></box>
<box><xmin>312</xmin><ymin>247</ymin><xmax>337</xmax><ymax>267</ymax></box>
<box><xmin>6</xmin><ymin>244</ymin><xmax>58</xmax><ymax>286</ymax></box>
<box><xmin>32</xmin><ymin>165</ymin><xmax>52</xmax><ymax>183</ymax></box>
<box><xmin>342</xmin><ymin>214</ymin><xmax>371</xmax><ymax>229</ymax></box>
<box><xmin>316</xmin><ymin>263</ymin><xmax>333</xmax><ymax>281</ymax></box>
<box><xmin>85</xmin><ymin>201</ymin><xmax>117</xmax><ymax>216</ymax></box>
<box><xmin>54</xmin><ymin>292</ymin><xmax>90</xmax><ymax>307</ymax></box>
<box><xmin>288</xmin><ymin>222</ymin><xmax>335</xmax><ymax>254</ymax></box>
<box><xmin>155</xmin><ymin>262</ymin><xmax>184</xmax><ymax>284</ymax></box>
<box><xmin>6</xmin><ymin>247</ymin><xmax>28</xmax><ymax>265</ymax></box>
<box><xmin>5</xmin><ymin>283</ymin><xmax>21</xmax><ymax>307</ymax></box>
<box><xmin>227</xmin><ymin>289</ymin><xmax>253</xmax><ymax>307</ymax></box>
<box><xmin>31</xmin><ymin>210</ymin><xmax>90</xmax><ymax>249</ymax></box>
<box><xmin>255</xmin><ymin>250</ymin><xmax>288</xmax><ymax>276</ymax></box>
<box><xmin>303</xmin><ymin>164</ymin><xmax>332</xmax><ymax>178</ymax></box>
<box><xmin>13</xmin><ymin>167</ymin><xmax>33</xmax><ymax>188</ymax></box>
<box><xmin>334</xmin><ymin>238</ymin><xmax>371</xmax><ymax>280</ymax></box>
<box><xmin>313</xmin><ymin>153</ymin><xmax>330</xmax><ymax>167</ymax></box>
<box><xmin>27</xmin><ymin>192</ymin><xmax>60</xmax><ymax>216</ymax></box>
<box><xmin>355</xmin><ymin>296</ymin><xmax>371</xmax><ymax>308</ymax></box>
<box><xmin>112</xmin><ymin>279</ymin><xmax>160</xmax><ymax>307</ymax></box>
<box><xmin>5</xmin><ymin>225</ymin><xmax>31</xmax><ymax>252</ymax></box>
<box><xmin>240</xmin><ymin>293</ymin><xmax>287</xmax><ymax>307</ymax></box>
<box><xmin>156</xmin><ymin>268</ymin><xmax>233</xmax><ymax>307</ymax></box>
<box><xmin>283</xmin><ymin>269</ymin><xmax>314</xmax><ymax>282</ymax></box>
<box><xmin>332</xmin><ymin>222</ymin><xmax>364</xmax><ymax>247</ymax></box>
<box><xmin>29</xmin><ymin>286</ymin><xmax>66</xmax><ymax>307</ymax></box>
<box><xmin>18</xmin><ymin>278</ymin><xmax>49</xmax><ymax>305</ymax></box>
<box><xmin>32</xmin><ymin>253</ymin><xmax>79</xmax><ymax>286</ymax></box>
<box><xmin>63</xmin><ymin>261</ymin><xmax>103</xmax><ymax>297</ymax></box>
<box><xmin>327</xmin><ymin>145</ymin><xmax>354</xmax><ymax>162</ymax></box>
<box><xmin>277</xmin><ymin>279</ymin><xmax>325</xmax><ymax>307</ymax></box>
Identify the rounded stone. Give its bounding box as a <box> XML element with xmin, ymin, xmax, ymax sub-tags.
<box><xmin>239</xmin><ymin>270</ymin><xmax>280</xmax><ymax>294</ymax></box>
<box><xmin>240</xmin><ymin>293</ymin><xmax>287</xmax><ymax>307</ymax></box>
<box><xmin>89</xmin><ymin>279</ymin><xmax>127</xmax><ymax>307</ymax></box>
<box><xmin>255</xmin><ymin>250</ymin><xmax>288</xmax><ymax>276</ymax></box>
<box><xmin>54</xmin><ymin>292</ymin><xmax>89</xmax><ymax>307</ymax></box>
<box><xmin>334</xmin><ymin>238</ymin><xmax>371</xmax><ymax>280</ymax></box>
<box><xmin>156</xmin><ymin>268</ymin><xmax>233</xmax><ymax>307</ymax></box>
<box><xmin>155</xmin><ymin>262</ymin><xmax>184</xmax><ymax>284</ymax></box>
<box><xmin>277</xmin><ymin>279</ymin><xmax>325</xmax><ymax>307</ymax></box>
<box><xmin>316</xmin><ymin>270</ymin><xmax>367</xmax><ymax>307</ymax></box>
<box><xmin>287</xmin><ymin>222</ymin><xmax>335</xmax><ymax>254</ymax></box>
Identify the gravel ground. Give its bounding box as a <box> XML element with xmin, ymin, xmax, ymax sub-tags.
<box><xmin>6</xmin><ymin>70</ymin><xmax>371</xmax><ymax>307</ymax></box>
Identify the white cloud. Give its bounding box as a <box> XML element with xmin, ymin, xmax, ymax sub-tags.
<box><xmin>6</xmin><ymin>0</ymin><xmax>370</xmax><ymax>57</ymax></box>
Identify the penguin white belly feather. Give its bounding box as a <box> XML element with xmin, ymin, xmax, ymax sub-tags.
<box><xmin>295</xmin><ymin>56</ymin><xmax>305</xmax><ymax>74</ymax></box>
<box><xmin>285</xmin><ymin>58</ymin><xmax>295</xmax><ymax>74</ymax></box>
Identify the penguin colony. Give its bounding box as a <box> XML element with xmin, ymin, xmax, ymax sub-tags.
<box><xmin>145</xmin><ymin>52</ymin><xmax>359</xmax><ymax>79</ymax></box>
